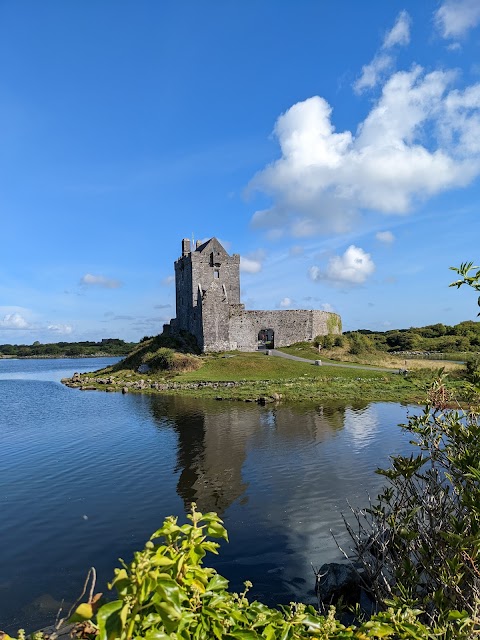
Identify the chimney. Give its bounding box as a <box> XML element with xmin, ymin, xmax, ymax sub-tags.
<box><xmin>182</xmin><ymin>238</ymin><xmax>191</xmax><ymax>256</ymax></box>
<box><xmin>196</xmin><ymin>240</ymin><xmax>202</xmax><ymax>249</ymax></box>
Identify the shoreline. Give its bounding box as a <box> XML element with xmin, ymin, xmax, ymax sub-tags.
<box><xmin>61</xmin><ymin>370</ymin><xmax>426</xmax><ymax>405</ymax></box>
<box><xmin>0</xmin><ymin>354</ymin><xmax>127</xmax><ymax>360</ymax></box>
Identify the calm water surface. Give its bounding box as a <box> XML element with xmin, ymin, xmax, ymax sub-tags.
<box><xmin>0</xmin><ymin>358</ymin><xmax>416</xmax><ymax>633</ymax></box>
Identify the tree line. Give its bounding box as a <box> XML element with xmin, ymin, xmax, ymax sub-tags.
<box><xmin>345</xmin><ymin>320</ymin><xmax>480</xmax><ymax>353</ymax></box>
<box><xmin>0</xmin><ymin>338</ymin><xmax>135</xmax><ymax>358</ymax></box>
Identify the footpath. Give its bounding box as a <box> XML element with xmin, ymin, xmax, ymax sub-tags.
<box><xmin>268</xmin><ymin>349</ymin><xmax>396</xmax><ymax>373</ymax></box>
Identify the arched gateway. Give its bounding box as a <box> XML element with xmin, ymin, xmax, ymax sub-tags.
<box><xmin>258</xmin><ymin>328</ymin><xmax>274</xmax><ymax>350</ymax></box>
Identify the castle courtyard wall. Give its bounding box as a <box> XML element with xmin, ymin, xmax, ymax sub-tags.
<box><xmin>225</xmin><ymin>309</ymin><xmax>341</xmax><ymax>352</ymax></box>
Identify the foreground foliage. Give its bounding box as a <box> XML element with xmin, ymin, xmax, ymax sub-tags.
<box><xmin>9</xmin><ymin>506</ymin><xmax>472</xmax><ymax>640</ymax></box>
<box><xmin>344</xmin><ymin>376</ymin><xmax>480</xmax><ymax>634</ymax></box>
<box><xmin>340</xmin><ymin>263</ymin><xmax>480</xmax><ymax>637</ymax></box>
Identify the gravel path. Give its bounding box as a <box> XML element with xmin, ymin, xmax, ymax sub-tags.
<box><xmin>268</xmin><ymin>349</ymin><xmax>397</xmax><ymax>373</ymax></box>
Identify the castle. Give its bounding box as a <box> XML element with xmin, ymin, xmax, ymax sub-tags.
<box><xmin>165</xmin><ymin>237</ymin><xmax>342</xmax><ymax>352</ymax></box>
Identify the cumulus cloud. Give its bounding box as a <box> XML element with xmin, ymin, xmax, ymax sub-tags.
<box><xmin>162</xmin><ymin>275</ymin><xmax>175</xmax><ymax>286</ymax></box>
<box><xmin>48</xmin><ymin>324</ymin><xmax>73</xmax><ymax>334</ymax></box>
<box><xmin>278</xmin><ymin>297</ymin><xmax>293</xmax><ymax>308</ymax></box>
<box><xmin>354</xmin><ymin>11</ymin><xmax>411</xmax><ymax>94</ymax></box>
<box><xmin>376</xmin><ymin>230</ymin><xmax>395</xmax><ymax>243</ymax></box>
<box><xmin>383</xmin><ymin>10</ymin><xmax>411</xmax><ymax>48</ymax></box>
<box><xmin>309</xmin><ymin>245</ymin><xmax>375</xmax><ymax>286</ymax></box>
<box><xmin>249</xmin><ymin>66</ymin><xmax>480</xmax><ymax>238</ymax></box>
<box><xmin>240</xmin><ymin>249</ymin><xmax>265</xmax><ymax>274</ymax></box>
<box><xmin>354</xmin><ymin>54</ymin><xmax>393</xmax><ymax>94</ymax></box>
<box><xmin>435</xmin><ymin>0</ymin><xmax>480</xmax><ymax>39</ymax></box>
<box><xmin>80</xmin><ymin>273</ymin><xmax>122</xmax><ymax>289</ymax></box>
<box><xmin>0</xmin><ymin>313</ymin><xmax>31</xmax><ymax>329</ymax></box>
<box><xmin>240</xmin><ymin>257</ymin><xmax>262</xmax><ymax>273</ymax></box>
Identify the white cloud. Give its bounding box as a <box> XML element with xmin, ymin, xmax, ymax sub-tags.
<box><xmin>0</xmin><ymin>313</ymin><xmax>31</xmax><ymax>329</ymax></box>
<box><xmin>249</xmin><ymin>67</ymin><xmax>480</xmax><ymax>238</ymax></box>
<box><xmin>48</xmin><ymin>324</ymin><xmax>73</xmax><ymax>335</ymax></box>
<box><xmin>435</xmin><ymin>0</ymin><xmax>480</xmax><ymax>39</ymax></box>
<box><xmin>309</xmin><ymin>245</ymin><xmax>375</xmax><ymax>286</ymax></box>
<box><xmin>289</xmin><ymin>245</ymin><xmax>304</xmax><ymax>256</ymax></box>
<box><xmin>321</xmin><ymin>302</ymin><xmax>335</xmax><ymax>312</ymax></box>
<box><xmin>278</xmin><ymin>297</ymin><xmax>293</xmax><ymax>308</ymax></box>
<box><xmin>383</xmin><ymin>10</ymin><xmax>411</xmax><ymax>48</ymax></box>
<box><xmin>240</xmin><ymin>257</ymin><xmax>262</xmax><ymax>273</ymax></box>
<box><xmin>354</xmin><ymin>54</ymin><xmax>393</xmax><ymax>94</ymax></box>
<box><xmin>161</xmin><ymin>275</ymin><xmax>175</xmax><ymax>286</ymax></box>
<box><xmin>376</xmin><ymin>230</ymin><xmax>395</xmax><ymax>243</ymax></box>
<box><xmin>354</xmin><ymin>11</ymin><xmax>411</xmax><ymax>94</ymax></box>
<box><xmin>240</xmin><ymin>249</ymin><xmax>265</xmax><ymax>274</ymax></box>
<box><xmin>80</xmin><ymin>273</ymin><xmax>122</xmax><ymax>289</ymax></box>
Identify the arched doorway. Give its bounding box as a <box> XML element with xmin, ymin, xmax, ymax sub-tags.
<box><xmin>258</xmin><ymin>328</ymin><xmax>274</xmax><ymax>350</ymax></box>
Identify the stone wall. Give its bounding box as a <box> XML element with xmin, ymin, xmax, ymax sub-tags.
<box><xmin>199</xmin><ymin>280</ymin><xmax>232</xmax><ymax>352</ymax></box>
<box><xmin>227</xmin><ymin>309</ymin><xmax>341</xmax><ymax>352</ymax></box>
<box><xmin>191</xmin><ymin>240</ymin><xmax>240</xmax><ymax>307</ymax></box>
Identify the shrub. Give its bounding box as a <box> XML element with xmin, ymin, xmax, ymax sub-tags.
<box><xmin>30</xmin><ymin>506</ymin><xmax>470</xmax><ymax>640</ymax></box>
<box><xmin>342</xmin><ymin>263</ymin><xmax>480</xmax><ymax>632</ymax></box>
<box><xmin>344</xmin><ymin>374</ymin><xmax>480</xmax><ymax>631</ymax></box>
<box><xmin>348</xmin><ymin>332</ymin><xmax>375</xmax><ymax>355</ymax></box>
<box><xmin>334</xmin><ymin>335</ymin><xmax>345</xmax><ymax>348</ymax></box>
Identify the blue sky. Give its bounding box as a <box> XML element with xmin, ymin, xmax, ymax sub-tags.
<box><xmin>1</xmin><ymin>0</ymin><xmax>480</xmax><ymax>343</ymax></box>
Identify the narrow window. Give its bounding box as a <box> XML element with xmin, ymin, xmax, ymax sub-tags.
<box><xmin>214</xmin><ymin>269</ymin><xmax>219</xmax><ymax>279</ymax></box>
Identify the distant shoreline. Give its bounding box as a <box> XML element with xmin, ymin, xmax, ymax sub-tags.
<box><xmin>0</xmin><ymin>354</ymin><xmax>127</xmax><ymax>360</ymax></box>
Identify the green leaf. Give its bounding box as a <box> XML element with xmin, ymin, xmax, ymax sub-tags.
<box><xmin>68</xmin><ymin>602</ymin><xmax>94</xmax><ymax>623</ymax></box>
<box><xmin>206</xmin><ymin>522</ymin><xmax>229</xmax><ymax>541</ymax></box>
<box><xmin>96</xmin><ymin>600</ymin><xmax>123</xmax><ymax>640</ymax></box>
<box><xmin>152</xmin><ymin>554</ymin><xmax>175</xmax><ymax>567</ymax></box>
<box><xmin>206</xmin><ymin>574</ymin><xmax>229</xmax><ymax>592</ymax></box>
<box><xmin>143</xmin><ymin>632</ymin><xmax>172</xmax><ymax>640</ymax></box>
<box><xmin>154</xmin><ymin>578</ymin><xmax>185</xmax><ymax>612</ymax></box>
<box><xmin>448</xmin><ymin>609</ymin><xmax>470</xmax><ymax>620</ymax></box>
<box><xmin>364</xmin><ymin>621</ymin><xmax>395</xmax><ymax>637</ymax></box>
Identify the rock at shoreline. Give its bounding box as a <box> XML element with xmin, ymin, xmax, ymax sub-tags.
<box><xmin>315</xmin><ymin>562</ymin><xmax>362</xmax><ymax>610</ymax></box>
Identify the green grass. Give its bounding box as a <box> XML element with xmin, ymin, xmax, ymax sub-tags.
<box><xmin>174</xmin><ymin>351</ymin><xmax>325</xmax><ymax>381</ymax></box>
<box><xmin>277</xmin><ymin>342</ymin><xmax>383</xmax><ymax>368</ymax></box>
<box><xmin>169</xmin><ymin>374</ymin><xmax>424</xmax><ymax>404</ymax></box>
<box><xmin>70</xmin><ymin>349</ymin><xmax>435</xmax><ymax>404</ymax></box>
<box><xmin>277</xmin><ymin>343</ymin><xmax>338</xmax><ymax>363</ymax></box>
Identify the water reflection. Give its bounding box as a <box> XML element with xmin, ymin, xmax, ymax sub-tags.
<box><xmin>148</xmin><ymin>397</ymin><xmax>353</xmax><ymax>514</ymax></box>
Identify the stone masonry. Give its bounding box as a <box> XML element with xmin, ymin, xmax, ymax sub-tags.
<box><xmin>166</xmin><ymin>238</ymin><xmax>342</xmax><ymax>352</ymax></box>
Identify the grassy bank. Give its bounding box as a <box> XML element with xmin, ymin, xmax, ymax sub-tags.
<box><xmin>63</xmin><ymin>346</ymin><xmax>453</xmax><ymax>404</ymax></box>
<box><xmin>279</xmin><ymin>341</ymin><xmax>466</xmax><ymax>372</ymax></box>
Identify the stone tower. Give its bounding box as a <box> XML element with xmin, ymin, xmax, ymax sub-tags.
<box><xmin>172</xmin><ymin>238</ymin><xmax>243</xmax><ymax>351</ymax></box>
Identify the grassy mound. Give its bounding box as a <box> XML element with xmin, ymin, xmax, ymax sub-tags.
<box><xmin>112</xmin><ymin>331</ymin><xmax>201</xmax><ymax>373</ymax></box>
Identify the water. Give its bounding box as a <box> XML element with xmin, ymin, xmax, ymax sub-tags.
<box><xmin>0</xmin><ymin>358</ymin><xmax>416</xmax><ymax>633</ymax></box>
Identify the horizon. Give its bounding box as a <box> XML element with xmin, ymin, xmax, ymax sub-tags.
<box><xmin>2</xmin><ymin>1</ymin><xmax>480</xmax><ymax>344</ymax></box>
